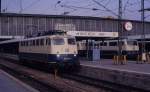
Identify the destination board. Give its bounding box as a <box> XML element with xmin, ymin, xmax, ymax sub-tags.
<box><xmin>67</xmin><ymin>31</ymin><xmax>118</xmax><ymax>37</ymax></box>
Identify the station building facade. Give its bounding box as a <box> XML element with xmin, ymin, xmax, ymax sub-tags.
<box><xmin>0</xmin><ymin>13</ymin><xmax>150</xmax><ymax>39</ymax></box>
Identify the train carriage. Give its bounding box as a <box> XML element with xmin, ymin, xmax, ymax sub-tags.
<box><xmin>77</xmin><ymin>39</ymin><xmax>139</xmax><ymax>59</ymax></box>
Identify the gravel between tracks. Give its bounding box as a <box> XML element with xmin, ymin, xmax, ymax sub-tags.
<box><xmin>0</xmin><ymin>59</ymin><xmax>104</xmax><ymax>92</ymax></box>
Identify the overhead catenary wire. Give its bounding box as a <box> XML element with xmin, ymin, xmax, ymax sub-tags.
<box><xmin>126</xmin><ymin>0</ymin><xmax>141</xmax><ymax>7</ymax></box>
<box><xmin>1</xmin><ymin>0</ymin><xmax>150</xmax><ymax>21</ymax></box>
<box><xmin>145</xmin><ymin>0</ymin><xmax>150</xmax><ymax>3</ymax></box>
<box><xmin>61</xmin><ymin>5</ymin><xmax>104</xmax><ymax>11</ymax></box>
<box><xmin>145</xmin><ymin>14</ymin><xmax>150</xmax><ymax>19</ymax></box>
<box><xmin>19</xmin><ymin>0</ymin><xmax>23</xmax><ymax>13</ymax></box>
<box><xmin>55</xmin><ymin>0</ymin><xmax>62</xmax><ymax>8</ymax></box>
<box><xmin>92</xmin><ymin>0</ymin><xmax>118</xmax><ymax>17</ymax></box>
<box><xmin>3</xmin><ymin>0</ymin><xmax>16</xmax><ymax>13</ymax></box>
<box><xmin>21</xmin><ymin>0</ymin><xmax>41</xmax><ymax>12</ymax></box>
<box><xmin>123</xmin><ymin>0</ymin><xmax>129</xmax><ymax>15</ymax></box>
<box><xmin>104</xmin><ymin>0</ymin><xmax>111</xmax><ymax>7</ymax></box>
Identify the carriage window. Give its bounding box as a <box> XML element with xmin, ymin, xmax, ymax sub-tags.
<box><xmin>21</xmin><ymin>42</ymin><xmax>23</xmax><ymax>46</ymax></box>
<box><xmin>40</xmin><ymin>39</ymin><xmax>44</xmax><ymax>45</ymax></box>
<box><xmin>20</xmin><ymin>42</ymin><xmax>22</xmax><ymax>46</ymax></box>
<box><xmin>23</xmin><ymin>42</ymin><xmax>25</xmax><ymax>46</ymax></box>
<box><xmin>52</xmin><ymin>38</ymin><xmax>64</xmax><ymax>45</ymax></box>
<box><xmin>68</xmin><ymin>38</ymin><xmax>76</xmax><ymax>45</ymax></box>
<box><xmin>134</xmin><ymin>42</ymin><xmax>137</xmax><ymax>45</ymax></box>
<box><xmin>109</xmin><ymin>42</ymin><xmax>117</xmax><ymax>46</ymax></box>
<box><xmin>24</xmin><ymin>42</ymin><xmax>26</xmax><ymax>46</ymax></box>
<box><xmin>46</xmin><ymin>39</ymin><xmax>51</xmax><ymax>45</ymax></box>
<box><xmin>29</xmin><ymin>41</ymin><xmax>31</xmax><ymax>46</ymax></box>
<box><xmin>26</xmin><ymin>41</ymin><xmax>28</xmax><ymax>46</ymax></box>
<box><xmin>33</xmin><ymin>40</ymin><xmax>36</xmax><ymax>46</ymax></box>
<box><xmin>36</xmin><ymin>40</ymin><xmax>39</xmax><ymax>46</ymax></box>
<box><xmin>28</xmin><ymin>41</ymin><xmax>30</xmax><ymax>46</ymax></box>
<box><xmin>100</xmin><ymin>42</ymin><xmax>107</xmax><ymax>46</ymax></box>
<box><xmin>30</xmin><ymin>40</ymin><xmax>33</xmax><ymax>46</ymax></box>
<box><xmin>22</xmin><ymin>42</ymin><xmax>24</xmax><ymax>46</ymax></box>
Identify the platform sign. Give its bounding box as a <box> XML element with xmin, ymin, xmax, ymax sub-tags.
<box><xmin>67</xmin><ymin>31</ymin><xmax>118</xmax><ymax>37</ymax></box>
<box><xmin>55</xmin><ymin>23</ymin><xmax>76</xmax><ymax>31</ymax></box>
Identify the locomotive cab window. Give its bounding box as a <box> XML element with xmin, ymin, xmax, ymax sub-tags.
<box><xmin>127</xmin><ymin>41</ymin><xmax>137</xmax><ymax>45</ymax></box>
<box><xmin>127</xmin><ymin>41</ymin><xmax>134</xmax><ymax>45</ymax></box>
<box><xmin>52</xmin><ymin>38</ymin><xmax>64</xmax><ymax>45</ymax></box>
<box><xmin>68</xmin><ymin>38</ymin><xmax>76</xmax><ymax>45</ymax></box>
<box><xmin>109</xmin><ymin>42</ymin><xmax>117</xmax><ymax>46</ymax></box>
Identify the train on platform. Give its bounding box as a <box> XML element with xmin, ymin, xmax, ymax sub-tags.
<box><xmin>0</xmin><ymin>31</ymin><xmax>80</xmax><ymax>70</ymax></box>
<box><xmin>77</xmin><ymin>39</ymin><xmax>139</xmax><ymax>59</ymax></box>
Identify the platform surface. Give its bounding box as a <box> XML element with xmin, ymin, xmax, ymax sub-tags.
<box><xmin>0</xmin><ymin>69</ymin><xmax>39</xmax><ymax>92</ymax></box>
<box><xmin>80</xmin><ymin>59</ymin><xmax>150</xmax><ymax>74</ymax></box>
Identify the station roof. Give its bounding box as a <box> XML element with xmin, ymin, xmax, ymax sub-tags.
<box><xmin>0</xmin><ymin>36</ymin><xmax>24</xmax><ymax>39</ymax></box>
<box><xmin>0</xmin><ymin>36</ymin><xmax>24</xmax><ymax>42</ymax></box>
<box><xmin>0</xmin><ymin>39</ymin><xmax>22</xmax><ymax>44</ymax></box>
<box><xmin>1</xmin><ymin>13</ymin><xmax>150</xmax><ymax>24</ymax></box>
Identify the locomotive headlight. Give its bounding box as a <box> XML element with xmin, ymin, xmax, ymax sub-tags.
<box><xmin>56</xmin><ymin>51</ymin><xmax>60</xmax><ymax>58</ymax></box>
<box><xmin>74</xmin><ymin>51</ymin><xmax>77</xmax><ymax>57</ymax></box>
<box><xmin>57</xmin><ymin>54</ymin><xmax>60</xmax><ymax>58</ymax></box>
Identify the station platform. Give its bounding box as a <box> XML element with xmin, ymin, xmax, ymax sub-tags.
<box><xmin>79</xmin><ymin>59</ymin><xmax>150</xmax><ymax>91</ymax></box>
<box><xmin>0</xmin><ymin>69</ymin><xmax>39</xmax><ymax>92</ymax></box>
<box><xmin>80</xmin><ymin>59</ymin><xmax>150</xmax><ymax>74</ymax></box>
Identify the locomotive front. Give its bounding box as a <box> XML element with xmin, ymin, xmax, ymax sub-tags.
<box><xmin>49</xmin><ymin>35</ymin><xmax>80</xmax><ymax>68</ymax></box>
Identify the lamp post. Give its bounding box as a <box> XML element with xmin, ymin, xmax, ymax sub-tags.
<box><xmin>141</xmin><ymin>0</ymin><xmax>146</xmax><ymax>63</ymax></box>
<box><xmin>0</xmin><ymin>0</ymin><xmax>1</xmax><ymax>14</ymax></box>
<box><xmin>118</xmin><ymin>0</ymin><xmax>123</xmax><ymax>59</ymax></box>
<box><xmin>139</xmin><ymin>0</ymin><xmax>150</xmax><ymax>62</ymax></box>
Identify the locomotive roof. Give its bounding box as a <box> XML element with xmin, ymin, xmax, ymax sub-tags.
<box><xmin>0</xmin><ymin>39</ymin><xmax>23</xmax><ymax>44</ymax></box>
<box><xmin>102</xmin><ymin>39</ymin><xmax>137</xmax><ymax>42</ymax></box>
<box><xmin>21</xmin><ymin>35</ymin><xmax>75</xmax><ymax>41</ymax></box>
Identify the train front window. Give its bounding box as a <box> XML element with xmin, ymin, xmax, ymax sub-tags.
<box><xmin>68</xmin><ymin>38</ymin><xmax>76</xmax><ymax>45</ymax></box>
<box><xmin>52</xmin><ymin>38</ymin><xmax>64</xmax><ymax>45</ymax></box>
<box><xmin>127</xmin><ymin>41</ymin><xmax>137</xmax><ymax>45</ymax></box>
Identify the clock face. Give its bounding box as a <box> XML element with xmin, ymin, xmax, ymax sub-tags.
<box><xmin>124</xmin><ymin>22</ymin><xmax>133</xmax><ymax>31</ymax></box>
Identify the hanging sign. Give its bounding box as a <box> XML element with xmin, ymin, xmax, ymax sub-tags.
<box><xmin>67</xmin><ymin>31</ymin><xmax>118</xmax><ymax>37</ymax></box>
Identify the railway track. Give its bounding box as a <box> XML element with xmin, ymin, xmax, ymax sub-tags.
<box><xmin>0</xmin><ymin>64</ymin><xmax>60</xmax><ymax>92</ymax></box>
<box><xmin>0</xmin><ymin>59</ymin><xmax>107</xmax><ymax>92</ymax></box>
<box><xmin>0</xmin><ymin>58</ymin><xmax>149</xmax><ymax>92</ymax></box>
<box><xmin>61</xmin><ymin>73</ymin><xmax>149</xmax><ymax>92</ymax></box>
